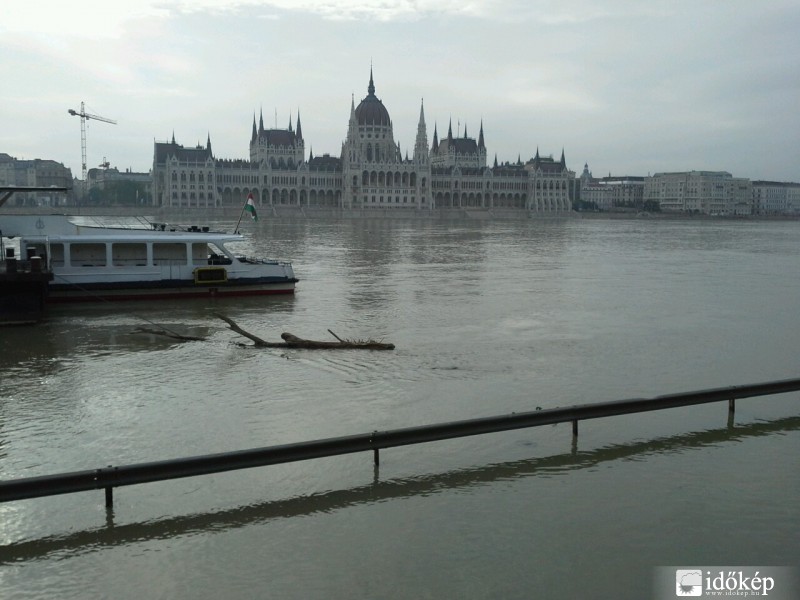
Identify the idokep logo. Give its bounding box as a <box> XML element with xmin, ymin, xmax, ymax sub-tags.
<box><xmin>675</xmin><ymin>570</ymin><xmax>703</xmax><ymax>596</ymax></box>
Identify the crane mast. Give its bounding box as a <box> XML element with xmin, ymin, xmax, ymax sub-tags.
<box><xmin>67</xmin><ymin>102</ymin><xmax>116</xmax><ymax>185</ymax></box>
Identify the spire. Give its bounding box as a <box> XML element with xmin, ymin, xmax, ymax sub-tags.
<box><xmin>463</xmin><ymin>124</ymin><xmax>468</xmax><ymax>139</ymax></box>
<box><xmin>309</xmin><ymin>147</ymin><xmax>314</xmax><ymax>161</ymax></box>
<box><xmin>259</xmin><ymin>109</ymin><xmax>264</xmax><ymax>135</ymax></box>
<box><xmin>534</xmin><ymin>147</ymin><xmax>540</xmax><ymax>162</ymax></box>
<box><xmin>478</xmin><ymin>120</ymin><xmax>485</xmax><ymax>149</ymax></box>
<box><xmin>207</xmin><ymin>132</ymin><xmax>212</xmax><ymax>156</ymax></box>
<box><xmin>447</xmin><ymin>119</ymin><xmax>453</xmax><ymax>141</ymax></box>
<box><xmin>288</xmin><ymin>112</ymin><xmax>293</xmax><ymax>132</ymax></box>
<box><xmin>296</xmin><ymin>110</ymin><xmax>303</xmax><ymax>140</ymax></box>
<box><xmin>560</xmin><ymin>148</ymin><xmax>566</xmax><ymax>166</ymax></box>
<box><xmin>493</xmin><ymin>154</ymin><xmax>498</xmax><ymax>168</ymax></box>
<box><xmin>251</xmin><ymin>114</ymin><xmax>257</xmax><ymax>142</ymax></box>
<box><xmin>368</xmin><ymin>66</ymin><xmax>375</xmax><ymax>96</ymax></box>
<box><xmin>414</xmin><ymin>98</ymin><xmax>428</xmax><ymax>163</ymax></box>
<box><xmin>171</xmin><ymin>130</ymin><xmax>175</xmax><ymax>144</ymax></box>
<box><xmin>432</xmin><ymin>124</ymin><xmax>439</xmax><ymax>151</ymax></box>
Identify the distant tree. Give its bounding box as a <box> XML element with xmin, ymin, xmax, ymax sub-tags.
<box><xmin>642</xmin><ymin>200</ymin><xmax>661</xmax><ymax>212</ymax></box>
<box><xmin>87</xmin><ymin>181</ymin><xmax>151</xmax><ymax>205</ymax></box>
<box><xmin>572</xmin><ymin>199</ymin><xmax>599</xmax><ymax>212</ymax></box>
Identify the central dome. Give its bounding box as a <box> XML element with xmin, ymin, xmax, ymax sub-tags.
<box><xmin>355</xmin><ymin>71</ymin><xmax>391</xmax><ymax>126</ymax></box>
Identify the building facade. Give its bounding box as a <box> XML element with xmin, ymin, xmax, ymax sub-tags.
<box><xmin>644</xmin><ymin>171</ymin><xmax>752</xmax><ymax>215</ymax></box>
<box><xmin>751</xmin><ymin>181</ymin><xmax>800</xmax><ymax>215</ymax></box>
<box><xmin>152</xmin><ymin>71</ymin><xmax>573</xmax><ymax>214</ymax></box>
<box><xmin>0</xmin><ymin>153</ymin><xmax>73</xmax><ymax>206</ymax></box>
<box><xmin>578</xmin><ymin>165</ymin><xmax>645</xmax><ymax>211</ymax></box>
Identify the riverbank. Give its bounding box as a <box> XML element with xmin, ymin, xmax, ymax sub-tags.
<box><xmin>3</xmin><ymin>204</ymin><xmax>798</xmax><ymax>222</ymax></box>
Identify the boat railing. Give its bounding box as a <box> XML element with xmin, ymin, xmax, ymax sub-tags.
<box><xmin>0</xmin><ymin>377</ymin><xmax>798</xmax><ymax>509</ymax></box>
<box><xmin>0</xmin><ymin>256</ymin><xmax>47</xmax><ymax>275</ymax></box>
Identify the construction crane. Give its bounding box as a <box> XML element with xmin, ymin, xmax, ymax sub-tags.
<box><xmin>68</xmin><ymin>102</ymin><xmax>116</xmax><ymax>183</ymax></box>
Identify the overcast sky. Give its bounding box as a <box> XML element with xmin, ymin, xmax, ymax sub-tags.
<box><xmin>2</xmin><ymin>1</ymin><xmax>798</xmax><ymax>181</ymax></box>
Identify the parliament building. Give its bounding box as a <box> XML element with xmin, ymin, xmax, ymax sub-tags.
<box><xmin>152</xmin><ymin>70</ymin><xmax>574</xmax><ymax>214</ymax></box>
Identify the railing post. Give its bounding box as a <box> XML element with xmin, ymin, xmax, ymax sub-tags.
<box><xmin>729</xmin><ymin>398</ymin><xmax>736</xmax><ymax>414</ymax></box>
<box><xmin>104</xmin><ymin>465</ymin><xmax>114</xmax><ymax>508</ymax></box>
<box><xmin>371</xmin><ymin>431</ymin><xmax>379</xmax><ymax>466</ymax></box>
<box><xmin>572</xmin><ymin>420</ymin><xmax>579</xmax><ymax>437</ymax></box>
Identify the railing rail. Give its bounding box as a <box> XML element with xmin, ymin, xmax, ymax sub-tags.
<box><xmin>2</xmin><ymin>377</ymin><xmax>799</xmax><ymax>507</ymax></box>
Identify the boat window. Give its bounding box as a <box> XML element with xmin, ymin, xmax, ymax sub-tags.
<box><xmin>50</xmin><ymin>243</ymin><xmax>65</xmax><ymax>267</ymax></box>
<box><xmin>191</xmin><ymin>243</ymin><xmax>210</xmax><ymax>266</ymax></box>
<box><xmin>112</xmin><ymin>243</ymin><xmax>148</xmax><ymax>267</ymax></box>
<box><xmin>71</xmin><ymin>243</ymin><xmax>107</xmax><ymax>267</ymax></box>
<box><xmin>153</xmin><ymin>242</ymin><xmax>187</xmax><ymax>266</ymax></box>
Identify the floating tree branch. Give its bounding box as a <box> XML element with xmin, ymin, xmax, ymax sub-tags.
<box><xmin>214</xmin><ymin>314</ymin><xmax>395</xmax><ymax>350</ymax></box>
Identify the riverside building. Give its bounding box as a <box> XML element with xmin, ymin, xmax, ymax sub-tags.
<box><xmin>644</xmin><ymin>171</ymin><xmax>752</xmax><ymax>215</ymax></box>
<box><xmin>0</xmin><ymin>153</ymin><xmax>73</xmax><ymax>206</ymax></box>
<box><xmin>751</xmin><ymin>181</ymin><xmax>800</xmax><ymax>215</ymax></box>
<box><xmin>152</xmin><ymin>71</ymin><xmax>574</xmax><ymax>214</ymax></box>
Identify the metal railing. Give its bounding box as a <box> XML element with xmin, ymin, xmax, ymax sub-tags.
<box><xmin>1</xmin><ymin>377</ymin><xmax>799</xmax><ymax>508</ymax></box>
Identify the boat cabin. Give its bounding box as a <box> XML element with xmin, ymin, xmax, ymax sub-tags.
<box><xmin>21</xmin><ymin>238</ymin><xmax>239</xmax><ymax>270</ymax></box>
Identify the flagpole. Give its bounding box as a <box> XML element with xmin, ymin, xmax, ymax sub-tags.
<box><xmin>234</xmin><ymin>196</ymin><xmax>248</xmax><ymax>234</ymax></box>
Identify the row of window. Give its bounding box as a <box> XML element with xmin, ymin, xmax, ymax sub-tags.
<box><xmin>172</xmin><ymin>192</ymin><xmax>214</xmax><ymax>200</ymax></box>
<box><xmin>171</xmin><ymin>172</ymin><xmax>214</xmax><ymax>183</ymax></box>
<box><xmin>363</xmin><ymin>196</ymin><xmax>422</xmax><ymax>204</ymax></box>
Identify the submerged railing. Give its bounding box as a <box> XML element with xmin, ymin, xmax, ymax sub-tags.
<box><xmin>1</xmin><ymin>378</ymin><xmax>799</xmax><ymax>508</ymax></box>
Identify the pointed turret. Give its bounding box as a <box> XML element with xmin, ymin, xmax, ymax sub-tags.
<box><xmin>368</xmin><ymin>65</ymin><xmax>375</xmax><ymax>96</ymax></box>
<box><xmin>463</xmin><ymin>124</ymin><xmax>468</xmax><ymax>139</ymax></box>
<box><xmin>447</xmin><ymin>119</ymin><xmax>453</xmax><ymax>141</ymax></box>
<box><xmin>171</xmin><ymin>130</ymin><xmax>176</xmax><ymax>144</ymax></box>
<box><xmin>560</xmin><ymin>148</ymin><xmax>566</xmax><ymax>167</ymax></box>
<box><xmin>251</xmin><ymin>114</ymin><xmax>257</xmax><ymax>142</ymax></box>
<box><xmin>288</xmin><ymin>113</ymin><xmax>293</xmax><ymax>132</ymax></box>
<box><xmin>207</xmin><ymin>133</ymin><xmax>212</xmax><ymax>156</ymax></box>
<box><xmin>493</xmin><ymin>154</ymin><xmax>498</xmax><ymax>168</ymax></box>
<box><xmin>296</xmin><ymin>111</ymin><xmax>303</xmax><ymax>140</ymax></box>
<box><xmin>258</xmin><ymin>109</ymin><xmax>264</xmax><ymax>135</ymax></box>
<box><xmin>432</xmin><ymin>123</ymin><xmax>439</xmax><ymax>151</ymax></box>
<box><xmin>414</xmin><ymin>98</ymin><xmax>429</xmax><ymax>164</ymax></box>
<box><xmin>478</xmin><ymin>121</ymin><xmax>485</xmax><ymax>149</ymax></box>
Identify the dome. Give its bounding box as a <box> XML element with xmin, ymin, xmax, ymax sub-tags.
<box><xmin>355</xmin><ymin>71</ymin><xmax>391</xmax><ymax>126</ymax></box>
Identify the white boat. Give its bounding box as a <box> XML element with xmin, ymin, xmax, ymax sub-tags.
<box><xmin>0</xmin><ymin>215</ymin><xmax>297</xmax><ymax>303</ymax></box>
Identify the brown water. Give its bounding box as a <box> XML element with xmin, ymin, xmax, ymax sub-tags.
<box><xmin>1</xmin><ymin>217</ymin><xmax>799</xmax><ymax>599</ymax></box>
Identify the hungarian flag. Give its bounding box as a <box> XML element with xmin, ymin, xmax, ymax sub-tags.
<box><xmin>245</xmin><ymin>194</ymin><xmax>258</xmax><ymax>221</ymax></box>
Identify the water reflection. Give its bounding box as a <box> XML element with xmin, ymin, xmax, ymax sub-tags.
<box><xmin>3</xmin><ymin>415</ymin><xmax>797</xmax><ymax>564</ymax></box>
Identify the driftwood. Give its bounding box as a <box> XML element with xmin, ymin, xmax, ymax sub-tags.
<box><xmin>132</xmin><ymin>327</ymin><xmax>207</xmax><ymax>342</ymax></box>
<box><xmin>215</xmin><ymin>313</ymin><xmax>395</xmax><ymax>350</ymax></box>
